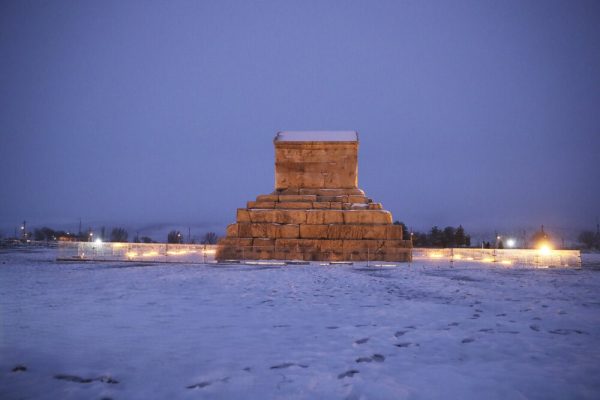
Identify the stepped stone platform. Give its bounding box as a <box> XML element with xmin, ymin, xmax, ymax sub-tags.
<box><xmin>216</xmin><ymin>131</ymin><xmax>412</xmax><ymax>262</ymax></box>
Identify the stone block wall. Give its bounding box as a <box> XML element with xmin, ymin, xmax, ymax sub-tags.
<box><xmin>217</xmin><ymin>189</ymin><xmax>412</xmax><ymax>262</ymax></box>
<box><xmin>216</xmin><ymin>132</ymin><xmax>412</xmax><ymax>262</ymax></box>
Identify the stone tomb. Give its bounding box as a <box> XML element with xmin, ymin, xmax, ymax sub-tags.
<box><xmin>216</xmin><ymin>131</ymin><xmax>412</xmax><ymax>262</ymax></box>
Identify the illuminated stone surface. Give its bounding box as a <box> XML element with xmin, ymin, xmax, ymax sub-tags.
<box><xmin>217</xmin><ymin>131</ymin><xmax>412</xmax><ymax>262</ymax></box>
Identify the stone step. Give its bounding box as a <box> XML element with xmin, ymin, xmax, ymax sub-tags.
<box><xmin>228</xmin><ymin>222</ymin><xmax>403</xmax><ymax>240</ymax></box>
<box><xmin>236</xmin><ymin>209</ymin><xmax>393</xmax><ymax>225</ymax></box>
<box><xmin>216</xmin><ymin>237</ymin><xmax>412</xmax><ymax>262</ymax></box>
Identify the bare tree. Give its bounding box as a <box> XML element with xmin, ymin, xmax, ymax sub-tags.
<box><xmin>167</xmin><ymin>230</ymin><xmax>183</xmax><ymax>244</ymax></box>
<box><xmin>110</xmin><ymin>228</ymin><xmax>128</xmax><ymax>242</ymax></box>
<box><xmin>201</xmin><ymin>232</ymin><xmax>218</xmax><ymax>244</ymax></box>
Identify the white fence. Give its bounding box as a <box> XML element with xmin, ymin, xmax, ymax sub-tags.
<box><xmin>57</xmin><ymin>242</ymin><xmax>581</xmax><ymax>267</ymax></box>
<box><xmin>412</xmin><ymin>248</ymin><xmax>581</xmax><ymax>267</ymax></box>
<box><xmin>57</xmin><ymin>242</ymin><xmax>219</xmax><ymax>264</ymax></box>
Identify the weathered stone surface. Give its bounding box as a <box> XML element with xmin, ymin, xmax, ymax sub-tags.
<box><xmin>276</xmin><ymin>201</ymin><xmax>314</xmax><ymax>209</ymax></box>
<box><xmin>237</xmin><ymin>209</ymin><xmax>251</xmax><ymax>223</ymax></box>
<box><xmin>342</xmin><ymin>210</ymin><xmax>392</xmax><ymax>225</ymax></box>
<box><xmin>219</xmin><ymin>237</ymin><xmax>253</xmax><ymax>247</ymax></box>
<box><xmin>368</xmin><ymin>203</ymin><xmax>383</xmax><ymax>210</ymax></box>
<box><xmin>313</xmin><ymin>202</ymin><xmax>330</xmax><ymax>209</ymax></box>
<box><xmin>226</xmin><ymin>224</ymin><xmax>238</xmax><ymax>237</ymax></box>
<box><xmin>386</xmin><ymin>225</ymin><xmax>403</xmax><ymax>240</ymax></box>
<box><xmin>256</xmin><ymin>194</ymin><xmax>279</xmax><ymax>202</ymax></box>
<box><xmin>299</xmin><ymin>188</ymin><xmax>365</xmax><ymax>196</ymax></box>
<box><xmin>361</xmin><ymin>225</ymin><xmax>389</xmax><ymax>240</ymax></box>
<box><xmin>278</xmin><ymin>194</ymin><xmax>317</xmax><ymax>202</ymax></box>
<box><xmin>299</xmin><ymin>224</ymin><xmax>330</xmax><ymax>239</ymax></box>
<box><xmin>306</xmin><ymin>210</ymin><xmax>344</xmax><ymax>225</ymax></box>
<box><xmin>275</xmin><ymin>141</ymin><xmax>358</xmax><ymax>190</ymax></box>
<box><xmin>330</xmin><ymin>202</ymin><xmax>343</xmax><ymax>209</ymax></box>
<box><xmin>248</xmin><ymin>209</ymin><xmax>307</xmax><ymax>225</ymax></box>
<box><xmin>253</xmin><ymin>238</ymin><xmax>275</xmax><ymax>247</ymax></box>
<box><xmin>347</xmin><ymin>195</ymin><xmax>368</xmax><ymax>203</ymax></box>
<box><xmin>318</xmin><ymin>195</ymin><xmax>347</xmax><ymax>202</ymax></box>
<box><xmin>278</xmin><ymin>224</ymin><xmax>300</xmax><ymax>239</ymax></box>
<box><xmin>247</xmin><ymin>201</ymin><xmax>276</xmax><ymax>209</ymax></box>
<box><xmin>327</xmin><ymin>225</ymin><xmax>358</xmax><ymax>240</ymax></box>
<box><xmin>277</xmin><ymin>188</ymin><xmax>300</xmax><ymax>195</ymax></box>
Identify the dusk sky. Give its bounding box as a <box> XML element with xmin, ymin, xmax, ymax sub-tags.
<box><xmin>1</xmin><ymin>0</ymin><xmax>599</xmax><ymax>240</ymax></box>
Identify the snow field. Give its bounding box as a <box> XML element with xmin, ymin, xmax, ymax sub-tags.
<box><xmin>1</xmin><ymin>248</ymin><xmax>599</xmax><ymax>399</ymax></box>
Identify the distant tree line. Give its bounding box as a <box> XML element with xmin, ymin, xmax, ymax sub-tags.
<box><xmin>10</xmin><ymin>225</ymin><xmax>221</xmax><ymax>245</ymax></box>
<box><xmin>578</xmin><ymin>230</ymin><xmax>600</xmax><ymax>250</ymax></box>
<box><xmin>395</xmin><ymin>222</ymin><xmax>471</xmax><ymax>248</ymax></box>
<box><xmin>167</xmin><ymin>230</ymin><xmax>218</xmax><ymax>244</ymax></box>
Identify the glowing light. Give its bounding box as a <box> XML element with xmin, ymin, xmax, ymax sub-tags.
<box><xmin>203</xmin><ymin>249</ymin><xmax>217</xmax><ymax>255</ymax></box>
<box><xmin>501</xmin><ymin>260</ymin><xmax>512</xmax><ymax>265</ymax></box>
<box><xmin>506</xmin><ymin>238</ymin><xmax>516</xmax><ymax>248</ymax></box>
<box><xmin>539</xmin><ymin>244</ymin><xmax>551</xmax><ymax>255</ymax></box>
<box><xmin>94</xmin><ymin>238</ymin><xmax>102</xmax><ymax>244</ymax></box>
<box><xmin>430</xmin><ymin>253</ymin><xmax>443</xmax><ymax>259</ymax></box>
<box><xmin>142</xmin><ymin>251</ymin><xmax>158</xmax><ymax>257</ymax></box>
<box><xmin>167</xmin><ymin>250</ymin><xmax>188</xmax><ymax>255</ymax></box>
<box><xmin>453</xmin><ymin>254</ymin><xmax>463</xmax><ymax>260</ymax></box>
<box><xmin>482</xmin><ymin>257</ymin><xmax>494</xmax><ymax>263</ymax></box>
<box><xmin>112</xmin><ymin>243</ymin><xmax>125</xmax><ymax>248</ymax></box>
<box><xmin>126</xmin><ymin>251</ymin><xmax>138</xmax><ymax>258</ymax></box>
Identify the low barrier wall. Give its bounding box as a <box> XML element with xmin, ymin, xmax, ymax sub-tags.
<box><xmin>57</xmin><ymin>242</ymin><xmax>219</xmax><ymax>264</ymax></box>
<box><xmin>412</xmin><ymin>248</ymin><xmax>581</xmax><ymax>267</ymax></box>
<box><xmin>57</xmin><ymin>242</ymin><xmax>581</xmax><ymax>267</ymax></box>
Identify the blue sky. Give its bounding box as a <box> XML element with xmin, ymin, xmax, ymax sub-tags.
<box><xmin>1</xmin><ymin>0</ymin><xmax>599</xmax><ymax>239</ymax></box>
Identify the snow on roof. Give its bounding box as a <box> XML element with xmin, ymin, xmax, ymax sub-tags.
<box><xmin>274</xmin><ymin>131</ymin><xmax>358</xmax><ymax>142</ymax></box>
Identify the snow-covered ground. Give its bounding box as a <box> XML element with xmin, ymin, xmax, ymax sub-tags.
<box><xmin>1</xmin><ymin>248</ymin><xmax>599</xmax><ymax>399</ymax></box>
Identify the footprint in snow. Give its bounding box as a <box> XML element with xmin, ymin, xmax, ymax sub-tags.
<box><xmin>326</xmin><ymin>326</ymin><xmax>339</xmax><ymax>330</ymax></box>
<box><xmin>338</xmin><ymin>370</ymin><xmax>359</xmax><ymax>379</ymax></box>
<box><xmin>394</xmin><ymin>342</ymin><xmax>413</xmax><ymax>348</ymax></box>
<box><xmin>530</xmin><ymin>325</ymin><xmax>540</xmax><ymax>332</ymax></box>
<box><xmin>12</xmin><ymin>365</ymin><xmax>27</xmax><ymax>372</ymax></box>
<box><xmin>548</xmin><ymin>329</ymin><xmax>587</xmax><ymax>335</ymax></box>
<box><xmin>54</xmin><ymin>374</ymin><xmax>118</xmax><ymax>384</ymax></box>
<box><xmin>394</xmin><ymin>330</ymin><xmax>407</xmax><ymax>337</ymax></box>
<box><xmin>448</xmin><ymin>322</ymin><xmax>459</xmax><ymax>326</ymax></box>
<box><xmin>461</xmin><ymin>338</ymin><xmax>475</xmax><ymax>344</ymax></box>
<box><xmin>479</xmin><ymin>328</ymin><xmax>493</xmax><ymax>333</ymax></box>
<box><xmin>270</xmin><ymin>362</ymin><xmax>308</xmax><ymax>369</ymax></box>
<box><xmin>354</xmin><ymin>338</ymin><xmax>369</xmax><ymax>344</ymax></box>
<box><xmin>187</xmin><ymin>377</ymin><xmax>229</xmax><ymax>389</ymax></box>
<box><xmin>496</xmin><ymin>313</ymin><xmax>507</xmax><ymax>317</ymax></box>
<box><xmin>356</xmin><ymin>354</ymin><xmax>385</xmax><ymax>363</ymax></box>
